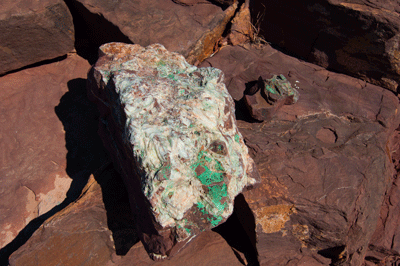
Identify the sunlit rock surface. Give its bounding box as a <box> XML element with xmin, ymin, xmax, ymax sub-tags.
<box><xmin>88</xmin><ymin>42</ymin><xmax>259</xmax><ymax>259</ymax></box>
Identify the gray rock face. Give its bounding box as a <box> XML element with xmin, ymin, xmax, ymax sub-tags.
<box><xmin>88</xmin><ymin>42</ymin><xmax>259</xmax><ymax>259</ymax></box>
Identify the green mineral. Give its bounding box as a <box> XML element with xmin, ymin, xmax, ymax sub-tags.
<box><xmin>263</xmin><ymin>74</ymin><xmax>300</xmax><ymax>104</ymax></box>
<box><xmin>89</xmin><ymin>42</ymin><xmax>259</xmax><ymax>258</ymax></box>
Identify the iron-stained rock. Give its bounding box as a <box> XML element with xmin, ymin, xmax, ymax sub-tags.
<box><xmin>249</xmin><ymin>0</ymin><xmax>400</xmax><ymax>92</ymax></box>
<box><xmin>0</xmin><ymin>0</ymin><xmax>74</xmax><ymax>75</ymax></box>
<box><xmin>88</xmin><ymin>42</ymin><xmax>259</xmax><ymax>259</ymax></box>
<box><xmin>244</xmin><ymin>74</ymin><xmax>300</xmax><ymax>121</ymax></box>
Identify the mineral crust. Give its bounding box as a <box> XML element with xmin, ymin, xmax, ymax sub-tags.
<box><xmin>244</xmin><ymin>74</ymin><xmax>300</xmax><ymax>121</ymax></box>
<box><xmin>88</xmin><ymin>42</ymin><xmax>259</xmax><ymax>259</ymax></box>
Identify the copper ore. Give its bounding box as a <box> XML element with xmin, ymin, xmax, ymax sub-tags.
<box><xmin>263</xmin><ymin>74</ymin><xmax>299</xmax><ymax>104</ymax></box>
<box><xmin>90</xmin><ymin>42</ymin><xmax>259</xmax><ymax>251</ymax></box>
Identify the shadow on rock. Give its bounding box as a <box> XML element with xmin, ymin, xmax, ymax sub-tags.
<box><xmin>0</xmin><ymin>78</ymin><xmax>138</xmax><ymax>264</ymax></box>
<box><xmin>93</xmin><ymin>162</ymin><xmax>140</xmax><ymax>256</ymax></box>
<box><xmin>64</xmin><ymin>0</ymin><xmax>133</xmax><ymax>64</ymax></box>
<box><xmin>213</xmin><ymin>194</ymin><xmax>260</xmax><ymax>266</ymax></box>
<box><xmin>57</xmin><ymin>78</ymin><xmax>139</xmax><ymax>255</ymax></box>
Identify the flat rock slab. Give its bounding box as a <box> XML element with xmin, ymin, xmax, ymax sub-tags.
<box><xmin>0</xmin><ymin>53</ymin><xmax>92</xmax><ymax>250</ymax></box>
<box><xmin>9</xmin><ymin>168</ymin><xmax>244</xmax><ymax>266</ymax></box>
<box><xmin>8</xmin><ymin>176</ymin><xmax>115</xmax><ymax>266</ymax></box>
<box><xmin>69</xmin><ymin>0</ymin><xmax>238</xmax><ymax>64</ymax></box>
<box><xmin>249</xmin><ymin>0</ymin><xmax>400</xmax><ymax>91</ymax></box>
<box><xmin>0</xmin><ymin>0</ymin><xmax>75</xmax><ymax>75</ymax></box>
<box><xmin>201</xmin><ymin>44</ymin><xmax>400</xmax><ymax>265</ymax></box>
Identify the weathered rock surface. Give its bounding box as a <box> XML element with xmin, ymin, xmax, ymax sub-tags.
<box><xmin>244</xmin><ymin>74</ymin><xmax>300</xmax><ymax>121</ymax></box>
<box><xmin>66</xmin><ymin>0</ymin><xmax>238</xmax><ymax>64</ymax></box>
<box><xmin>9</xmin><ymin>168</ymin><xmax>245</xmax><ymax>266</ymax></box>
<box><xmin>88</xmin><ymin>42</ymin><xmax>259</xmax><ymax>259</ymax></box>
<box><xmin>8</xmin><ymin>175</ymin><xmax>116</xmax><ymax>266</ymax></box>
<box><xmin>0</xmin><ymin>53</ymin><xmax>91</xmax><ymax>251</ymax></box>
<box><xmin>0</xmin><ymin>0</ymin><xmax>75</xmax><ymax>75</ymax></box>
<box><xmin>201</xmin><ymin>44</ymin><xmax>400</xmax><ymax>265</ymax></box>
<box><xmin>250</xmin><ymin>0</ymin><xmax>400</xmax><ymax>92</ymax></box>
<box><xmin>365</xmin><ymin>129</ymin><xmax>400</xmax><ymax>265</ymax></box>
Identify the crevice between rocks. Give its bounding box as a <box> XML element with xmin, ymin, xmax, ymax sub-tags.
<box><xmin>213</xmin><ymin>193</ymin><xmax>260</xmax><ymax>266</ymax></box>
<box><xmin>0</xmin><ymin>55</ymin><xmax>68</xmax><ymax>78</ymax></box>
<box><xmin>63</xmin><ymin>0</ymin><xmax>133</xmax><ymax>65</ymax></box>
<box><xmin>317</xmin><ymin>245</ymin><xmax>347</xmax><ymax>265</ymax></box>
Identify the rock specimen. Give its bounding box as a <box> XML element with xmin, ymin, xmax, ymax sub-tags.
<box><xmin>88</xmin><ymin>42</ymin><xmax>259</xmax><ymax>259</ymax></box>
<box><xmin>0</xmin><ymin>0</ymin><xmax>75</xmax><ymax>75</ymax></box>
<box><xmin>250</xmin><ymin>0</ymin><xmax>400</xmax><ymax>92</ymax></box>
<box><xmin>201</xmin><ymin>44</ymin><xmax>400</xmax><ymax>265</ymax></box>
<box><xmin>244</xmin><ymin>74</ymin><xmax>300</xmax><ymax>121</ymax></box>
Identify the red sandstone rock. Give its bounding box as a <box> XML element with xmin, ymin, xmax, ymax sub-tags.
<box><xmin>8</xmin><ymin>176</ymin><xmax>115</xmax><ymax>266</ymax></box>
<box><xmin>0</xmin><ymin>53</ymin><xmax>91</xmax><ymax>250</ymax></box>
<box><xmin>250</xmin><ymin>0</ymin><xmax>400</xmax><ymax>92</ymax></box>
<box><xmin>0</xmin><ymin>0</ymin><xmax>75</xmax><ymax>75</ymax></box>
<box><xmin>365</xmin><ymin>129</ymin><xmax>400</xmax><ymax>265</ymax></box>
<box><xmin>201</xmin><ymin>44</ymin><xmax>400</xmax><ymax>265</ymax></box>
<box><xmin>9</xmin><ymin>168</ymin><xmax>244</xmax><ymax>266</ymax></box>
<box><xmin>67</xmin><ymin>0</ymin><xmax>238</xmax><ymax>64</ymax></box>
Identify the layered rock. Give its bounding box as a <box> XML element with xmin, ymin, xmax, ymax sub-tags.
<box><xmin>65</xmin><ymin>0</ymin><xmax>239</xmax><ymax>64</ymax></box>
<box><xmin>88</xmin><ymin>42</ymin><xmax>259</xmax><ymax>259</ymax></box>
<box><xmin>365</xmin><ymin>129</ymin><xmax>400</xmax><ymax>265</ymax></box>
<box><xmin>0</xmin><ymin>53</ymin><xmax>91</xmax><ymax>252</ymax></box>
<box><xmin>8</xmin><ymin>176</ymin><xmax>116</xmax><ymax>266</ymax></box>
<box><xmin>0</xmin><ymin>0</ymin><xmax>75</xmax><ymax>75</ymax></box>
<box><xmin>201</xmin><ymin>44</ymin><xmax>400</xmax><ymax>265</ymax></box>
<box><xmin>250</xmin><ymin>0</ymin><xmax>400</xmax><ymax>92</ymax></box>
<box><xmin>9</xmin><ymin>171</ymin><xmax>245</xmax><ymax>266</ymax></box>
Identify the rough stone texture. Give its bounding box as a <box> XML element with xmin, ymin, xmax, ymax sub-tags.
<box><xmin>9</xmin><ymin>175</ymin><xmax>115</xmax><ymax>266</ymax></box>
<box><xmin>226</xmin><ymin>2</ymin><xmax>253</xmax><ymax>46</ymax></box>
<box><xmin>88</xmin><ymin>42</ymin><xmax>259</xmax><ymax>259</ymax></box>
<box><xmin>9</xmin><ymin>169</ymin><xmax>245</xmax><ymax>266</ymax></box>
<box><xmin>250</xmin><ymin>0</ymin><xmax>400</xmax><ymax>92</ymax></box>
<box><xmin>0</xmin><ymin>53</ymin><xmax>91</xmax><ymax>250</ymax></box>
<box><xmin>0</xmin><ymin>0</ymin><xmax>75</xmax><ymax>75</ymax></box>
<box><xmin>365</xmin><ymin>129</ymin><xmax>400</xmax><ymax>265</ymax></box>
<box><xmin>201</xmin><ymin>44</ymin><xmax>400</xmax><ymax>265</ymax></box>
<box><xmin>66</xmin><ymin>0</ymin><xmax>238</xmax><ymax>64</ymax></box>
<box><xmin>244</xmin><ymin>74</ymin><xmax>300</xmax><ymax>121</ymax></box>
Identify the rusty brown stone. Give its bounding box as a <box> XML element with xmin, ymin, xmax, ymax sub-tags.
<box><xmin>201</xmin><ymin>44</ymin><xmax>400</xmax><ymax>265</ymax></box>
<box><xmin>0</xmin><ymin>0</ymin><xmax>74</xmax><ymax>75</ymax></box>
<box><xmin>0</xmin><ymin>53</ymin><xmax>91</xmax><ymax>250</ymax></box>
<box><xmin>249</xmin><ymin>0</ymin><xmax>400</xmax><ymax>92</ymax></box>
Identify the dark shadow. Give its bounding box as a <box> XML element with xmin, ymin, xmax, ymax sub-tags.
<box><xmin>93</xmin><ymin>163</ymin><xmax>140</xmax><ymax>255</ymax></box>
<box><xmin>213</xmin><ymin>194</ymin><xmax>259</xmax><ymax>266</ymax></box>
<box><xmin>317</xmin><ymin>245</ymin><xmax>346</xmax><ymax>266</ymax></box>
<box><xmin>56</xmin><ymin>78</ymin><xmax>139</xmax><ymax>255</ymax></box>
<box><xmin>243</xmin><ymin>80</ymin><xmax>259</xmax><ymax>95</ymax></box>
<box><xmin>64</xmin><ymin>0</ymin><xmax>133</xmax><ymax>64</ymax></box>
<box><xmin>206</xmin><ymin>0</ymin><xmax>235</xmax><ymax>11</ymax></box>
<box><xmin>235</xmin><ymin>98</ymin><xmax>256</xmax><ymax>123</ymax></box>
<box><xmin>55</xmin><ymin>78</ymin><xmax>108</xmax><ymax>178</ymax></box>
<box><xmin>0</xmin><ymin>78</ymin><xmax>137</xmax><ymax>265</ymax></box>
<box><xmin>0</xmin><ymin>55</ymin><xmax>67</xmax><ymax>78</ymax></box>
<box><xmin>235</xmin><ymin>80</ymin><xmax>264</xmax><ymax>124</ymax></box>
